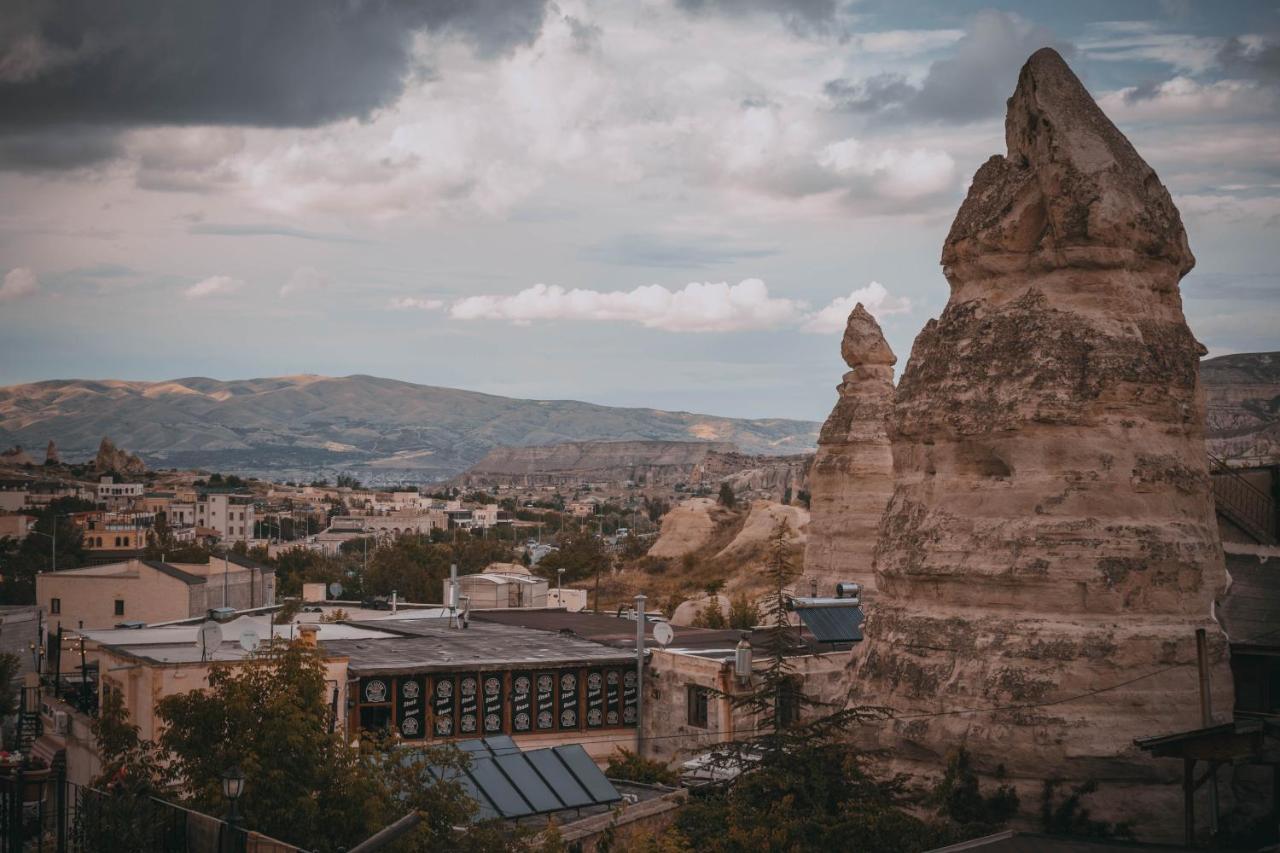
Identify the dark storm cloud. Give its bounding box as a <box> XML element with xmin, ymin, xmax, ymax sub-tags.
<box><xmin>0</xmin><ymin>126</ymin><xmax>123</xmax><ymax>170</ymax></box>
<box><xmin>1217</xmin><ymin>36</ymin><xmax>1280</xmax><ymax>83</ymax></box>
<box><xmin>0</xmin><ymin>0</ymin><xmax>549</xmax><ymax>131</ymax></box>
<box><xmin>675</xmin><ymin>0</ymin><xmax>838</xmax><ymax>34</ymax></box>
<box><xmin>825</xmin><ymin>10</ymin><xmax>1073</xmax><ymax>122</ymax></box>
<box><xmin>824</xmin><ymin>73</ymin><xmax>915</xmax><ymax>113</ymax></box>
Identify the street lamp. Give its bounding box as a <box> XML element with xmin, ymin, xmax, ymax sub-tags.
<box><xmin>557</xmin><ymin>568</ymin><xmax>565</xmax><ymax>606</ymax></box>
<box><xmin>221</xmin><ymin>765</ymin><xmax>246</xmax><ymax>853</ymax></box>
<box><xmin>27</xmin><ymin>513</ymin><xmax>67</xmax><ymax>573</ymax></box>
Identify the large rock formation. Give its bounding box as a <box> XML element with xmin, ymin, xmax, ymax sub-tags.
<box><xmin>93</xmin><ymin>437</ymin><xmax>145</xmax><ymax>476</ymax></box>
<box><xmin>804</xmin><ymin>304</ymin><xmax>896</xmax><ymax>595</ymax></box>
<box><xmin>850</xmin><ymin>49</ymin><xmax>1232</xmax><ymax>837</ymax></box>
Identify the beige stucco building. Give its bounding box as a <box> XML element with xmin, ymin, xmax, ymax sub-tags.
<box><xmin>37</xmin><ymin>556</ymin><xmax>275</xmax><ymax>630</ymax></box>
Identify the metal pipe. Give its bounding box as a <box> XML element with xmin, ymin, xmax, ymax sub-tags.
<box><xmin>1195</xmin><ymin>627</ymin><xmax>1219</xmax><ymax>835</ymax></box>
<box><xmin>635</xmin><ymin>593</ymin><xmax>646</xmax><ymax>758</ymax></box>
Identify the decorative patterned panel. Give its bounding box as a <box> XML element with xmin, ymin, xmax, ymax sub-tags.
<box><xmin>459</xmin><ymin>674</ymin><xmax>479</xmax><ymax>735</ymax></box>
<box><xmin>433</xmin><ymin>675</ymin><xmax>455</xmax><ymax>738</ymax></box>
<box><xmin>535</xmin><ymin>671</ymin><xmax>555</xmax><ymax>731</ymax></box>
<box><xmin>361</xmin><ymin>677</ymin><xmax>390</xmax><ymax>705</ymax></box>
<box><xmin>605</xmin><ymin>669</ymin><xmax>620</xmax><ymax>726</ymax></box>
<box><xmin>483</xmin><ymin>673</ymin><xmax>504</xmax><ymax>734</ymax></box>
<box><xmin>623</xmin><ymin>669</ymin><xmax>638</xmax><ymax>727</ymax></box>
<box><xmin>558</xmin><ymin>670</ymin><xmax>579</xmax><ymax>730</ymax></box>
<box><xmin>512</xmin><ymin>671</ymin><xmax>533</xmax><ymax>733</ymax></box>
<box><xmin>396</xmin><ymin>676</ymin><xmax>426</xmax><ymax>740</ymax></box>
<box><xmin>586</xmin><ymin>669</ymin><xmax>604</xmax><ymax>729</ymax></box>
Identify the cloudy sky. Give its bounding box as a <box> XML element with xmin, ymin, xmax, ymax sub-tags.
<box><xmin>1</xmin><ymin>0</ymin><xmax>1277</xmax><ymax>421</ymax></box>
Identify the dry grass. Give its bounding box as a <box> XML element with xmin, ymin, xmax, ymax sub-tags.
<box><xmin>586</xmin><ymin>505</ymin><xmax>801</xmax><ymax>615</ymax></box>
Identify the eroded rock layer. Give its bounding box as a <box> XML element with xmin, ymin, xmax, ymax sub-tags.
<box><xmin>851</xmin><ymin>48</ymin><xmax>1232</xmax><ymax>837</ymax></box>
<box><xmin>804</xmin><ymin>304</ymin><xmax>895</xmax><ymax>594</ymax></box>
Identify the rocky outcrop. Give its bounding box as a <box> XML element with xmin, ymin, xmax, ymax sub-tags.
<box><xmin>696</xmin><ymin>452</ymin><xmax>809</xmax><ymax>504</ymax></box>
<box><xmin>647</xmin><ymin>498</ymin><xmax>720</xmax><ymax>558</ymax></box>
<box><xmin>0</xmin><ymin>445</ymin><xmax>36</xmax><ymax>466</ymax></box>
<box><xmin>850</xmin><ymin>48</ymin><xmax>1232</xmax><ymax>839</ymax></box>
<box><xmin>45</xmin><ymin>439</ymin><xmax>59</xmax><ymax>465</ymax></box>
<box><xmin>93</xmin><ymin>437</ymin><xmax>145</xmax><ymax>476</ymax></box>
<box><xmin>715</xmin><ymin>500</ymin><xmax>808</xmax><ymax>560</ymax></box>
<box><xmin>803</xmin><ymin>304</ymin><xmax>895</xmax><ymax>595</ymax></box>
<box><xmin>1201</xmin><ymin>351</ymin><xmax>1280</xmax><ymax>464</ymax></box>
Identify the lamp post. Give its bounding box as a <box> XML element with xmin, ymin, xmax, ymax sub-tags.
<box><xmin>556</xmin><ymin>568</ymin><xmax>565</xmax><ymax>607</ymax></box>
<box><xmin>28</xmin><ymin>513</ymin><xmax>67</xmax><ymax>573</ymax></box>
<box><xmin>221</xmin><ymin>765</ymin><xmax>246</xmax><ymax>853</ymax></box>
<box><xmin>634</xmin><ymin>593</ymin><xmax>646</xmax><ymax>758</ymax></box>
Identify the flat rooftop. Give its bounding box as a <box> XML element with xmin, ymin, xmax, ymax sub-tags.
<box><xmin>470</xmin><ymin>609</ymin><xmax>846</xmax><ymax>659</ymax></box>
<box><xmin>83</xmin><ymin>614</ymin><xmax>399</xmax><ymax>664</ymax></box>
<box><xmin>330</xmin><ymin>616</ymin><xmax>635</xmax><ymax>676</ymax></box>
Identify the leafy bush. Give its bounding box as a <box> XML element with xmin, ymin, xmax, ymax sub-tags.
<box><xmin>605</xmin><ymin>748</ymin><xmax>678</xmax><ymax>786</ymax></box>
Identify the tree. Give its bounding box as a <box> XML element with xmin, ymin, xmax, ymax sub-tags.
<box><xmin>537</xmin><ymin>530</ymin><xmax>608</xmax><ymax>584</ymax></box>
<box><xmin>717</xmin><ymin>482</ymin><xmax>736</xmax><ymax>509</ymax></box>
<box><xmin>693</xmin><ymin>597</ymin><xmax>727</xmax><ymax>629</ymax></box>
<box><xmin>931</xmin><ymin>748</ymin><xmax>1019</xmax><ymax>834</ymax></box>
<box><xmin>0</xmin><ymin>497</ymin><xmax>92</xmax><ymax>603</ymax></box>
<box><xmin>0</xmin><ymin>652</ymin><xmax>21</xmax><ymax>721</ymax></box>
<box><xmin>728</xmin><ymin>596</ymin><xmax>758</xmax><ymax>630</ymax></box>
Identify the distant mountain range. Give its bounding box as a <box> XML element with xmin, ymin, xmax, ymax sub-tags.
<box><xmin>1202</xmin><ymin>351</ymin><xmax>1280</xmax><ymax>464</ymax></box>
<box><xmin>0</xmin><ymin>375</ymin><xmax>820</xmax><ymax>483</ymax></box>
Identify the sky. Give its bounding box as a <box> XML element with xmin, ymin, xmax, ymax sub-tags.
<box><xmin>1</xmin><ymin>0</ymin><xmax>1277</xmax><ymax>421</ymax></box>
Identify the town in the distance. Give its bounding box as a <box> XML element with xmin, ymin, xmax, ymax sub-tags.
<box><xmin>1</xmin><ymin>37</ymin><xmax>1279</xmax><ymax>853</ymax></box>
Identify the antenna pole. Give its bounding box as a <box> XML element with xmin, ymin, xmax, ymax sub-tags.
<box><xmin>635</xmin><ymin>593</ymin><xmax>646</xmax><ymax>758</ymax></box>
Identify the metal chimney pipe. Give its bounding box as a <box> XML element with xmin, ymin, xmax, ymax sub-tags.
<box><xmin>449</xmin><ymin>563</ymin><xmax>459</xmax><ymax>626</ymax></box>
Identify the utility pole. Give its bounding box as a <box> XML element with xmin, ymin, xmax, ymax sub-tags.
<box><xmin>635</xmin><ymin>593</ymin><xmax>646</xmax><ymax>758</ymax></box>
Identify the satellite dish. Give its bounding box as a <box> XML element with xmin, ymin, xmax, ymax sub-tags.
<box><xmin>653</xmin><ymin>622</ymin><xmax>674</xmax><ymax>647</ymax></box>
<box><xmin>328</xmin><ymin>582</ymin><xmax>344</xmax><ymax>599</ymax></box>
<box><xmin>198</xmin><ymin>621</ymin><xmax>224</xmax><ymax>659</ymax></box>
<box><xmin>239</xmin><ymin>630</ymin><xmax>260</xmax><ymax>653</ymax></box>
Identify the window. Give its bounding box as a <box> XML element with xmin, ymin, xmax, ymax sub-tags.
<box><xmin>50</xmin><ymin>598</ymin><xmax>60</xmax><ymax>615</ymax></box>
<box><xmin>687</xmin><ymin>685</ymin><xmax>710</xmax><ymax>728</ymax></box>
<box><xmin>114</xmin><ymin>600</ymin><xmax>125</xmax><ymax>617</ymax></box>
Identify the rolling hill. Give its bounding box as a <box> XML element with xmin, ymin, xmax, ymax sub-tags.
<box><xmin>0</xmin><ymin>375</ymin><xmax>820</xmax><ymax>483</ymax></box>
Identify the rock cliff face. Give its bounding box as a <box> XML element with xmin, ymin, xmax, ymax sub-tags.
<box><xmin>804</xmin><ymin>304</ymin><xmax>895</xmax><ymax>595</ymax></box>
<box><xmin>94</xmin><ymin>437</ymin><xmax>145</xmax><ymax>476</ymax></box>
<box><xmin>850</xmin><ymin>48</ymin><xmax>1232</xmax><ymax>837</ymax></box>
<box><xmin>1201</xmin><ymin>351</ymin><xmax>1280</xmax><ymax>464</ymax></box>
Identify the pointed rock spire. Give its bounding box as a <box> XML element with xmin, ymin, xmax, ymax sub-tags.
<box><xmin>848</xmin><ymin>48</ymin><xmax>1228</xmax><ymax>840</ymax></box>
<box><xmin>945</xmin><ymin>47</ymin><xmax>1192</xmax><ymax>281</ymax></box>
<box><xmin>805</xmin><ymin>303</ymin><xmax>895</xmax><ymax>593</ymax></box>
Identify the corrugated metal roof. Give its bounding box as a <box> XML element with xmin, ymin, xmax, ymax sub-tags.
<box><xmin>793</xmin><ymin>603</ymin><xmax>864</xmax><ymax>643</ymax></box>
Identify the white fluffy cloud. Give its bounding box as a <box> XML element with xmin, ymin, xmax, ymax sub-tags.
<box><xmin>802</xmin><ymin>281</ymin><xmax>912</xmax><ymax>333</ymax></box>
<box><xmin>818</xmin><ymin>138</ymin><xmax>957</xmax><ymax>200</ymax></box>
<box><xmin>279</xmin><ymin>266</ymin><xmax>330</xmax><ymax>298</ymax></box>
<box><xmin>449</xmin><ymin>278</ymin><xmax>910</xmax><ymax>333</ymax></box>
<box><xmin>185</xmin><ymin>275</ymin><xmax>244</xmax><ymax>299</ymax></box>
<box><xmin>389</xmin><ymin>296</ymin><xmax>445</xmax><ymax>310</ymax></box>
<box><xmin>0</xmin><ymin>267</ymin><xmax>38</xmax><ymax>301</ymax></box>
<box><xmin>451</xmin><ymin>280</ymin><xmax>804</xmax><ymax>332</ymax></box>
